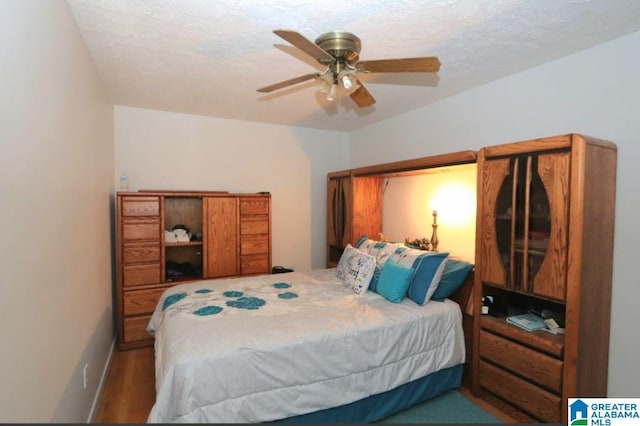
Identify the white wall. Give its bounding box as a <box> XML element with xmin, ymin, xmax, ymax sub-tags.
<box><xmin>382</xmin><ymin>164</ymin><xmax>477</xmax><ymax>263</ymax></box>
<box><xmin>0</xmin><ymin>0</ymin><xmax>114</xmax><ymax>422</ymax></box>
<box><xmin>114</xmin><ymin>106</ymin><xmax>349</xmax><ymax>271</ymax></box>
<box><xmin>350</xmin><ymin>31</ymin><xmax>640</xmax><ymax>397</ymax></box>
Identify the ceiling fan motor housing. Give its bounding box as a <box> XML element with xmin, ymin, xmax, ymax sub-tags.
<box><xmin>314</xmin><ymin>32</ymin><xmax>361</xmax><ymax>64</ymax></box>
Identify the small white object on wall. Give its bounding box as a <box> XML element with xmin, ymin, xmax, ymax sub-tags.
<box><xmin>119</xmin><ymin>172</ymin><xmax>129</xmax><ymax>191</ymax></box>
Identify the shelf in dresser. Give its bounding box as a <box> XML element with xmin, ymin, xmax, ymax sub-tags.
<box><xmin>165</xmin><ymin>241</ymin><xmax>203</xmax><ymax>247</ymax></box>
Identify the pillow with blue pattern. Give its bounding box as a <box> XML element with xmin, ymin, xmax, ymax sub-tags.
<box><xmin>389</xmin><ymin>246</ymin><xmax>449</xmax><ymax>305</ymax></box>
<box><xmin>355</xmin><ymin>236</ymin><xmax>403</xmax><ymax>292</ymax></box>
<box><xmin>336</xmin><ymin>244</ymin><xmax>377</xmax><ymax>295</ymax></box>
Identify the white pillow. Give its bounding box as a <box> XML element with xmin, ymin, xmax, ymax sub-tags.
<box><xmin>336</xmin><ymin>244</ymin><xmax>377</xmax><ymax>295</ymax></box>
<box><xmin>354</xmin><ymin>238</ymin><xmax>403</xmax><ymax>292</ymax></box>
<box><xmin>355</xmin><ymin>238</ymin><xmax>403</xmax><ymax>269</ymax></box>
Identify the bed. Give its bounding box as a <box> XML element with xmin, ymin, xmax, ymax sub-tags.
<box><xmin>146</xmin><ymin>241</ymin><xmax>472</xmax><ymax>423</ymax></box>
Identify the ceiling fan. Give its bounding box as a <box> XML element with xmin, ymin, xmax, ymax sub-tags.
<box><xmin>257</xmin><ymin>30</ymin><xmax>441</xmax><ymax>108</ymax></box>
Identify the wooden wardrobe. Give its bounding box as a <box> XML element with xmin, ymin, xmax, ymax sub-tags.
<box><xmin>471</xmin><ymin>134</ymin><xmax>617</xmax><ymax>423</ymax></box>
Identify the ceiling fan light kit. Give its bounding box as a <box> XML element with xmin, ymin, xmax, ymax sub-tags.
<box><xmin>257</xmin><ymin>29</ymin><xmax>440</xmax><ymax>108</ymax></box>
<box><xmin>326</xmin><ymin>83</ymin><xmax>337</xmax><ymax>101</ymax></box>
<box><xmin>340</xmin><ymin>74</ymin><xmax>353</xmax><ymax>90</ymax></box>
<box><xmin>315</xmin><ymin>75</ymin><xmax>332</xmax><ymax>94</ymax></box>
<box><xmin>338</xmin><ymin>69</ymin><xmax>357</xmax><ymax>91</ymax></box>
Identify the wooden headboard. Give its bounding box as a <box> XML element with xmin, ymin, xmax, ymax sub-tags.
<box><xmin>448</xmin><ymin>270</ymin><xmax>475</xmax><ymax>316</ymax></box>
<box><xmin>448</xmin><ymin>270</ymin><xmax>475</xmax><ymax>386</ymax></box>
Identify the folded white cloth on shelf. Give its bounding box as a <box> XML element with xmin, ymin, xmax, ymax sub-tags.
<box><xmin>165</xmin><ymin>229</ymin><xmax>192</xmax><ymax>243</ymax></box>
<box><xmin>176</xmin><ymin>234</ymin><xmax>191</xmax><ymax>242</ymax></box>
<box><xmin>165</xmin><ymin>230</ymin><xmax>178</xmax><ymax>243</ymax></box>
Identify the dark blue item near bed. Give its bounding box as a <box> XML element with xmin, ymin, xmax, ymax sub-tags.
<box><xmin>273</xmin><ymin>364</ymin><xmax>463</xmax><ymax>423</ymax></box>
<box><xmin>431</xmin><ymin>259</ymin><xmax>474</xmax><ymax>301</ymax></box>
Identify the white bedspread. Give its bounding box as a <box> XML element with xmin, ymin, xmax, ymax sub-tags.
<box><xmin>146</xmin><ymin>268</ymin><xmax>465</xmax><ymax>423</ymax></box>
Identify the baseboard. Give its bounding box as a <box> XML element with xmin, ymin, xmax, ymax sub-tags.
<box><xmin>87</xmin><ymin>336</ymin><xmax>116</xmax><ymax>423</ymax></box>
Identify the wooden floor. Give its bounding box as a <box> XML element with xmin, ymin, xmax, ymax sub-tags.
<box><xmin>94</xmin><ymin>347</ymin><xmax>155</xmax><ymax>423</ymax></box>
<box><xmin>94</xmin><ymin>347</ymin><xmax>515</xmax><ymax>423</ymax></box>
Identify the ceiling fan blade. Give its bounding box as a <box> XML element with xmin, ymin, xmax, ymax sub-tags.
<box><xmin>357</xmin><ymin>57</ymin><xmax>441</xmax><ymax>73</ymax></box>
<box><xmin>273</xmin><ymin>29</ymin><xmax>334</xmax><ymax>63</ymax></box>
<box><xmin>257</xmin><ymin>73</ymin><xmax>320</xmax><ymax>93</ymax></box>
<box><xmin>350</xmin><ymin>80</ymin><xmax>376</xmax><ymax>108</ymax></box>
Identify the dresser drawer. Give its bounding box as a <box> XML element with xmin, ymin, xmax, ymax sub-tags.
<box><xmin>122</xmin><ymin>218</ymin><xmax>160</xmax><ymax>241</ymax></box>
<box><xmin>123</xmin><ymin>315</ymin><xmax>153</xmax><ymax>343</ymax></box>
<box><xmin>123</xmin><ymin>263</ymin><xmax>162</xmax><ymax>287</ymax></box>
<box><xmin>240</xmin><ymin>254</ymin><xmax>269</xmax><ymax>275</ymax></box>
<box><xmin>123</xmin><ymin>288</ymin><xmax>166</xmax><ymax>316</ymax></box>
<box><xmin>123</xmin><ymin>242</ymin><xmax>161</xmax><ymax>264</ymax></box>
<box><xmin>241</xmin><ymin>235</ymin><xmax>269</xmax><ymax>255</ymax></box>
<box><xmin>480</xmin><ymin>330</ymin><xmax>563</xmax><ymax>393</ymax></box>
<box><xmin>121</xmin><ymin>196</ymin><xmax>160</xmax><ymax>217</ymax></box>
<box><xmin>479</xmin><ymin>360</ymin><xmax>561</xmax><ymax>423</ymax></box>
<box><xmin>240</xmin><ymin>198</ymin><xmax>269</xmax><ymax>215</ymax></box>
<box><xmin>240</xmin><ymin>218</ymin><xmax>269</xmax><ymax>235</ymax></box>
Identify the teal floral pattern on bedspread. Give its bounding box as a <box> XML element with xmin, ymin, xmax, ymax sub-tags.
<box><xmin>273</xmin><ymin>282</ymin><xmax>291</xmax><ymax>289</ymax></box>
<box><xmin>226</xmin><ymin>296</ymin><xmax>266</xmax><ymax>310</ymax></box>
<box><xmin>193</xmin><ymin>305</ymin><xmax>223</xmax><ymax>316</ymax></box>
<box><xmin>278</xmin><ymin>292</ymin><xmax>298</xmax><ymax>299</ymax></box>
<box><xmin>163</xmin><ymin>292</ymin><xmax>187</xmax><ymax>310</ymax></box>
<box><xmin>159</xmin><ymin>279</ymin><xmax>300</xmax><ymax>320</ymax></box>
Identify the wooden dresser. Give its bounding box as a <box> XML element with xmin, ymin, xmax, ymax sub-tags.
<box><xmin>116</xmin><ymin>190</ymin><xmax>272</xmax><ymax>350</ymax></box>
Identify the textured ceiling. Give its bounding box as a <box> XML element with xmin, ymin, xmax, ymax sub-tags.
<box><xmin>67</xmin><ymin>0</ymin><xmax>640</xmax><ymax>132</ymax></box>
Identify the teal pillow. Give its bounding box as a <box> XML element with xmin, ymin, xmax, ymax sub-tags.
<box><xmin>431</xmin><ymin>259</ymin><xmax>474</xmax><ymax>302</ymax></box>
<box><xmin>390</xmin><ymin>246</ymin><xmax>449</xmax><ymax>305</ymax></box>
<box><xmin>376</xmin><ymin>259</ymin><xmax>414</xmax><ymax>303</ymax></box>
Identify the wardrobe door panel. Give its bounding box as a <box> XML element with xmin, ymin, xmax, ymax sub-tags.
<box><xmin>478</xmin><ymin>157</ymin><xmax>511</xmax><ymax>288</ymax></box>
<box><xmin>205</xmin><ymin>197</ymin><xmax>238</xmax><ymax>278</ymax></box>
